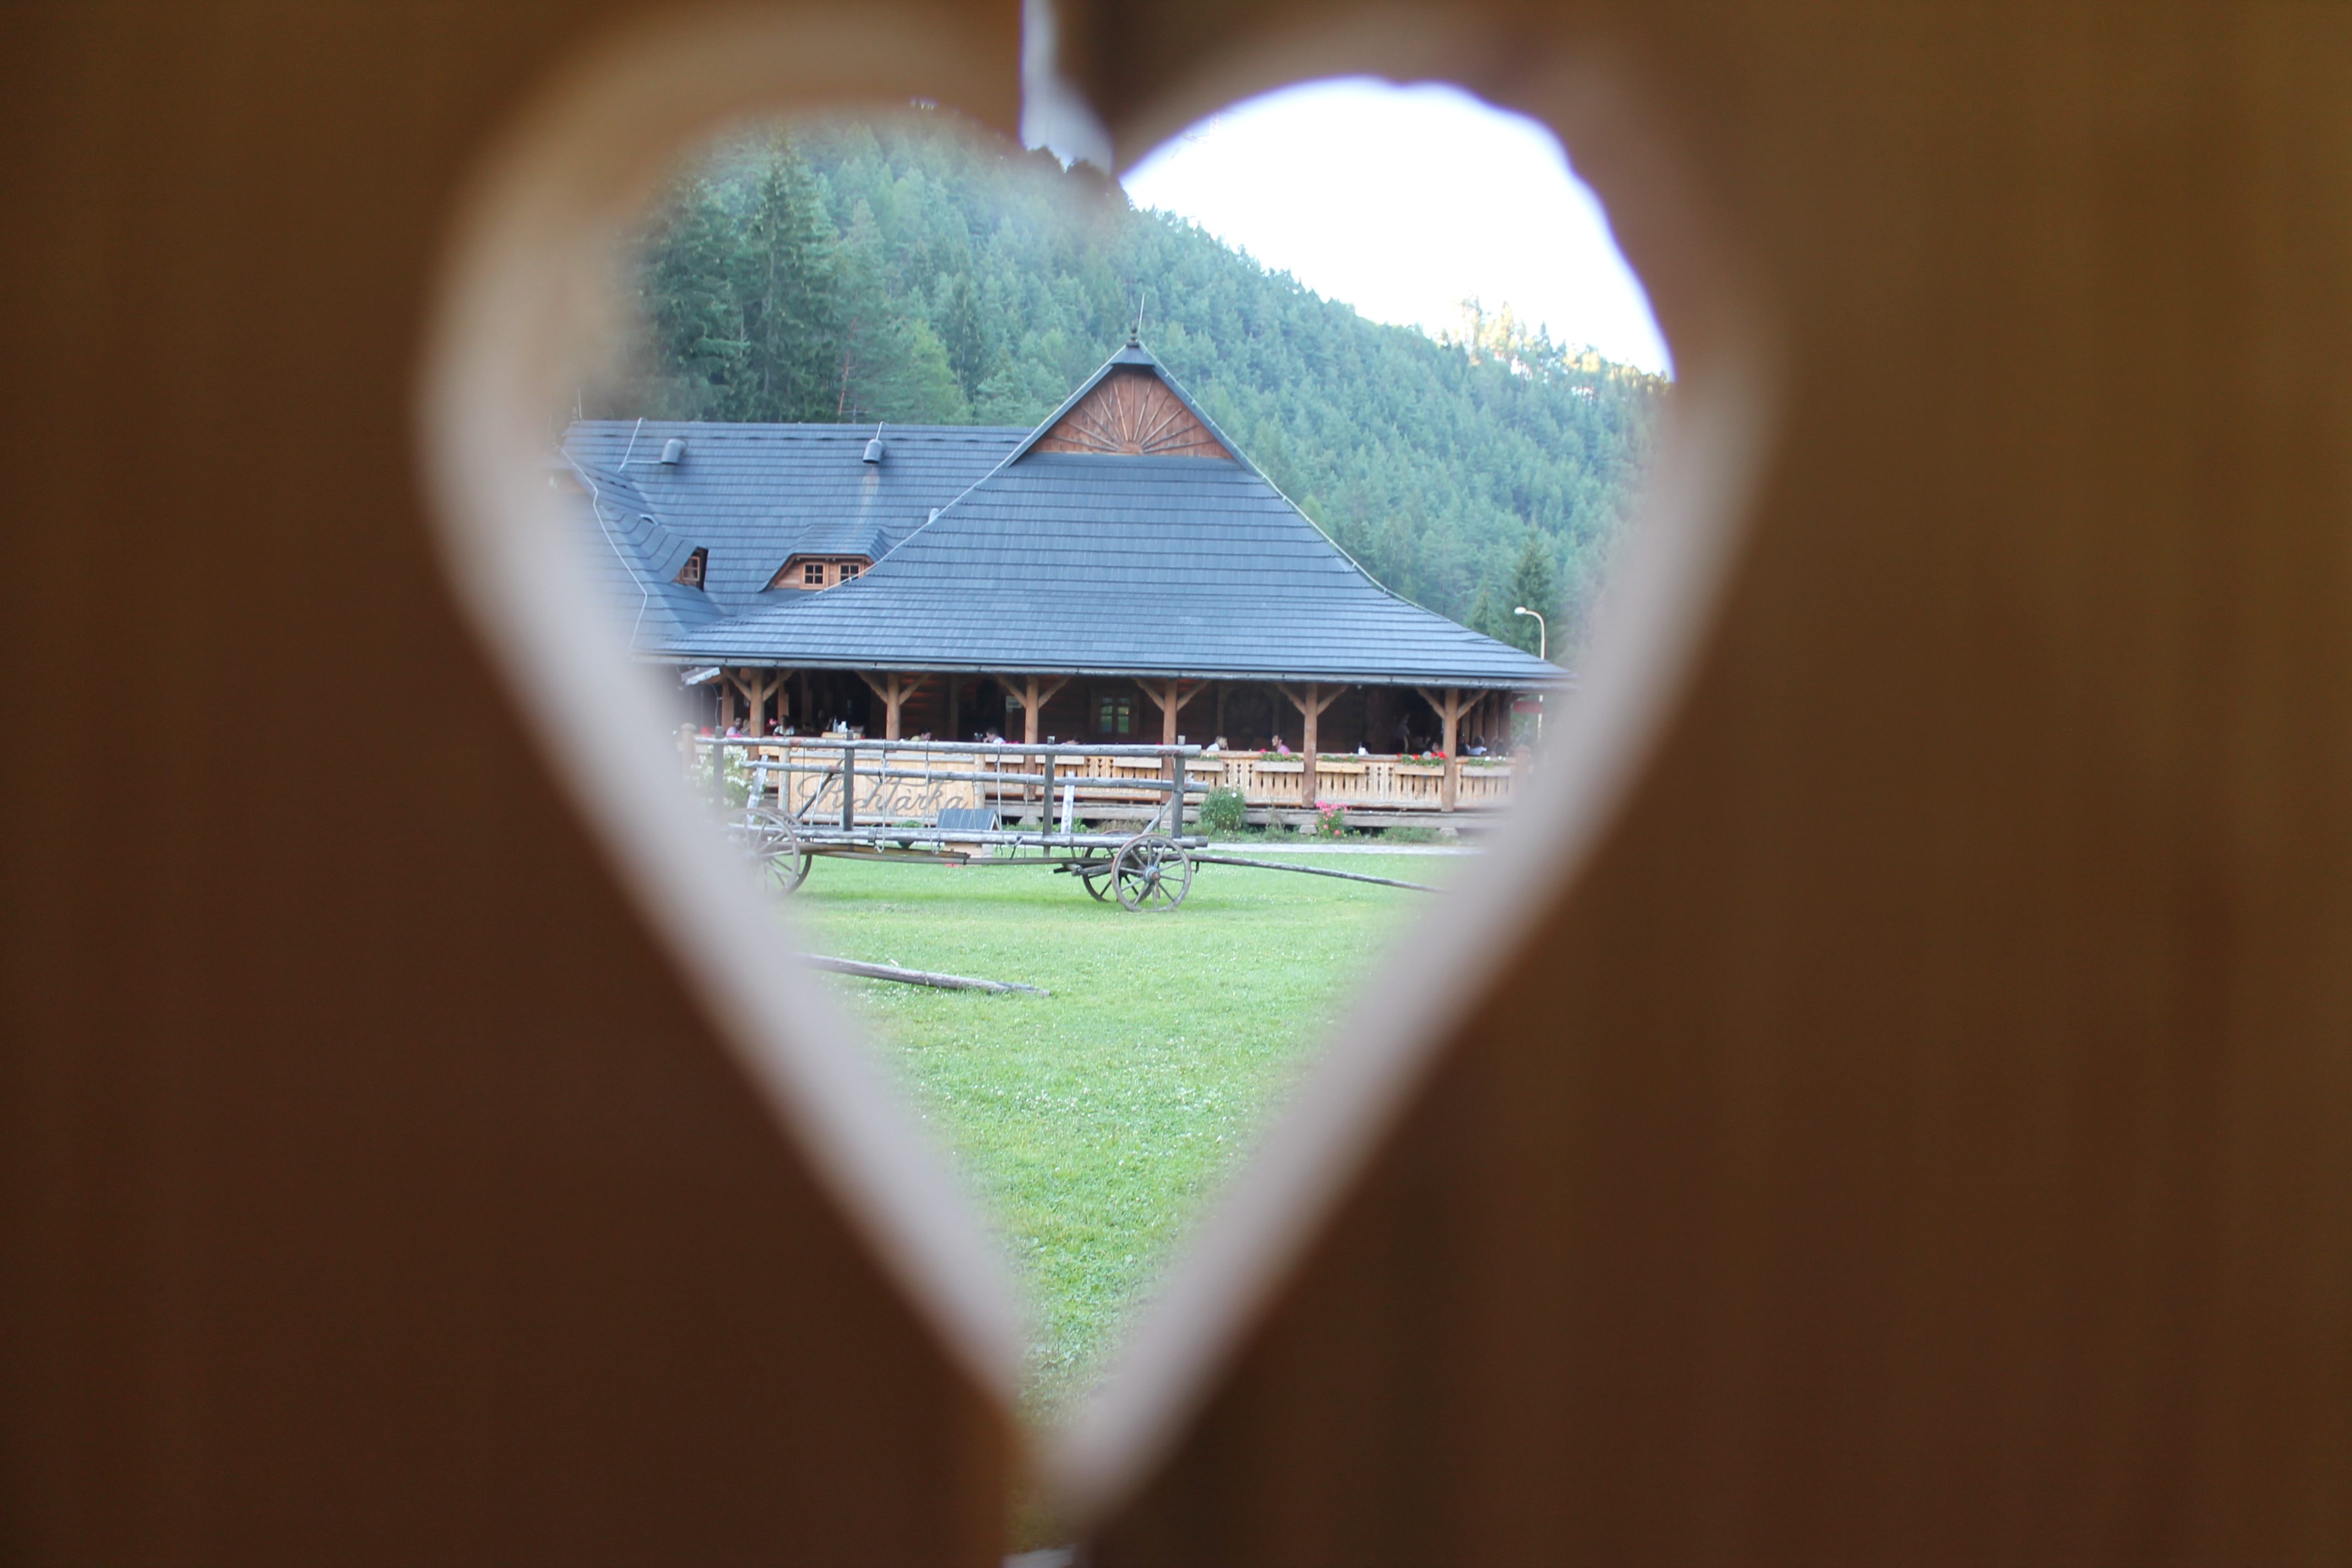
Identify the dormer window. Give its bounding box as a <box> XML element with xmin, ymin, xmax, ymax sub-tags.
<box><xmin>769</xmin><ymin>555</ymin><xmax>875</xmax><ymax>591</ymax></box>
<box><xmin>674</xmin><ymin>547</ymin><xmax>707</xmax><ymax>589</ymax></box>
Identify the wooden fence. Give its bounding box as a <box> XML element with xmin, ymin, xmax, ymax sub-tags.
<box><xmin>701</xmin><ymin>737</ymin><xmax>1517</xmax><ymax>821</ymax></box>
<box><xmin>1184</xmin><ymin>753</ymin><xmax>1517</xmax><ymax>811</ymax></box>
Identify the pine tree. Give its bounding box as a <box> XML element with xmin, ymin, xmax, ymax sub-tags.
<box><xmin>727</xmin><ymin>138</ymin><xmax>840</xmax><ymax>421</ymax></box>
<box><xmin>636</xmin><ymin>174</ymin><xmax>748</xmax><ymax>418</ymax></box>
<box><xmin>856</xmin><ymin>315</ymin><xmax>970</xmax><ymax>423</ymax></box>
<box><xmin>1504</xmin><ymin>530</ymin><xmax>1560</xmax><ymax>656</ymax></box>
<box><xmin>937</xmin><ymin>272</ymin><xmax>989</xmax><ymax>399</ymax></box>
<box><xmin>1468</xmin><ymin>581</ymin><xmax>1511</xmax><ymax>644</ymax></box>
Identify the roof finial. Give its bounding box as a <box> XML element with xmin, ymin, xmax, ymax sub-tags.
<box><xmin>1131</xmin><ymin>287</ymin><xmax>1146</xmax><ymax>347</ymax></box>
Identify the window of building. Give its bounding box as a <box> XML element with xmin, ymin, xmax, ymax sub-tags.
<box><xmin>1097</xmin><ymin>693</ymin><xmax>1134</xmax><ymax>736</ymax></box>
<box><xmin>674</xmin><ymin>546</ymin><xmax>707</xmax><ymax>589</ymax></box>
<box><xmin>803</xmin><ymin>561</ymin><xmax>825</xmax><ymax>586</ymax></box>
<box><xmin>839</xmin><ymin>561</ymin><xmax>861</xmax><ymax>580</ymax></box>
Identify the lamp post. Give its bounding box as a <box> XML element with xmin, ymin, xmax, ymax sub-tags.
<box><xmin>1515</xmin><ymin>606</ymin><xmax>1548</xmax><ymax>742</ymax></box>
<box><xmin>1512</xmin><ymin>605</ymin><xmax>1547</xmax><ymax>662</ymax></box>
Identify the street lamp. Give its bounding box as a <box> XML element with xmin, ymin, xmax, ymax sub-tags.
<box><xmin>1512</xmin><ymin>605</ymin><xmax>1547</xmax><ymax>662</ymax></box>
<box><xmin>1514</xmin><ymin>606</ymin><xmax>1548</xmax><ymax>743</ymax></box>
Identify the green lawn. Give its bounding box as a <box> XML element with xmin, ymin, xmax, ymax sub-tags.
<box><xmin>780</xmin><ymin>848</ymin><xmax>1441</xmax><ymax>1415</ymax></box>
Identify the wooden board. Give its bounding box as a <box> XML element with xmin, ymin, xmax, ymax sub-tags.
<box><xmin>1074</xmin><ymin>3</ymin><xmax>2352</xmax><ymax>1562</ymax></box>
<box><xmin>0</xmin><ymin>7</ymin><xmax>1020</xmax><ymax>1565</ymax></box>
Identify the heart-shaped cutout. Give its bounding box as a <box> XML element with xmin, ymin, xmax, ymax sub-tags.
<box><xmin>417</xmin><ymin>7</ymin><xmax>1773</xmax><ymax>1539</ymax></box>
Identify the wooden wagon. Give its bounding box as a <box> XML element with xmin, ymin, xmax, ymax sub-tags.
<box><xmin>704</xmin><ymin>737</ymin><xmax>1440</xmax><ymax>910</ymax></box>
<box><xmin>716</xmin><ymin>737</ymin><xmax>1208</xmax><ymax>911</ymax></box>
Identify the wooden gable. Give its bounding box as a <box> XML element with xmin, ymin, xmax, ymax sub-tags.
<box><xmin>1032</xmin><ymin>365</ymin><xmax>1230</xmax><ymax>458</ymax></box>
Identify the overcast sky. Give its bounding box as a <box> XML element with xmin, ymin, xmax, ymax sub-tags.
<box><xmin>1119</xmin><ymin>78</ymin><xmax>1670</xmax><ymax>375</ymax></box>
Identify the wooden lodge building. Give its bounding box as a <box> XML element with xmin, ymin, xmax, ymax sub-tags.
<box><xmin>560</xmin><ymin>340</ymin><xmax>1564</xmax><ymax>793</ymax></box>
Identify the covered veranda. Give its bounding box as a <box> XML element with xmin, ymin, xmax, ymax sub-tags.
<box><xmin>691</xmin><ymin>665</ymin><xmax>1541</xmax><ymax>815</ymax></box>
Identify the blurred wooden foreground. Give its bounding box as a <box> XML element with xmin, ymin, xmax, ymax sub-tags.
<box><xmin>3</xmin><ymin>1</ymin><xmax>2348</xmax><ymax>1564</ymax></box>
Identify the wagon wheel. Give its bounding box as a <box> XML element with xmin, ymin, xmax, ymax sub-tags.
<box><xmin>1074</xmin><ymin>851</ymin><xmax>1116</xmax><ymax>901</ymax></box>
<box><xmin>1113</xmin><ymin>834</ymin><xmax>1191</xmax><ymax>912</ymax></box>
<box><xmin>743</xmin><ymin>810</ymin><xmax>812</xmax><ymax>895</ymax></box>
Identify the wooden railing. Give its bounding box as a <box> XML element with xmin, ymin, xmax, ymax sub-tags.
<box><xmin>1183</xmin><ymin>753</ymin><xmax>1518</xmax><ymax>810</ymax></box>
<box><xmin>695</xmin><ymin>736</ymin><xmax>1517</xmax><ymax>819</ymax></box>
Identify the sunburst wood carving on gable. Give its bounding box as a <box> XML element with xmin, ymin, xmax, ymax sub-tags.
<box><xmin>1033</xmin><ymin>366</ymin><xmax>1229</xmax><ymax>458</ymax></box>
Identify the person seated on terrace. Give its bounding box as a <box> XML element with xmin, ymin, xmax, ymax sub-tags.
<box><xmin>1272</xmin><ymin>734</ymin><xmax>1291</xmax><ymax>754</ymax></box>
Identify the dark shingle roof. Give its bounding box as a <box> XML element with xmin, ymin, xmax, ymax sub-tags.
<box><xmin>559</xmin><ymin>419</ymin><xmax>1026</xmax><ymax>616</ymax></box>
<box><xmin>565</xmin><ymin>346</ymin><xmax>1562</xmax><ymax>688</ymax></box>
<box><xmin>558</xmin><ymin>458</ymin><xmax>728</xmax><ymax>645</ymax></box>
<box><xmin>657</xmin><ymin>447</ymin><xmax>1558</xmax><ymax>685</ymax></box>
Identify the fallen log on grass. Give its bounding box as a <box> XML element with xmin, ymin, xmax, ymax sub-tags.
<box><xmin>1184</xmin><ymin>853</ymin><xmax>1445</xmax><ymax>893</ymax></box>
<box><xmin>797</xmin><ymin>953</ymin><xmax>1049</xmax><ymax>996</ymax></box>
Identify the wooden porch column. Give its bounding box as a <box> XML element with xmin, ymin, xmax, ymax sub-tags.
<box><xmin>1138</xmin><ymin>678</ymin><xmax>1204</xmax><ymax>746</ymax></box>
<box><xmin>1416</xmin><ymin>687</ymin><xmax>1472</xmax><ymax>811</ymax></box>
<box><xmin>728</xmin><ymin>669</ymin><xmax>781</xmax><ymax>738</ymax></box>
<box><xmin>1278</xmin><ymin>682</ymin><xmax>1345</xmax><ymax>802</ymax></box>
<box><xmin>854</xmin><ymin>671</ymin><xmax>933</xmax><ymax>742</ymax></box>
<box><xmin>998</xmin><ymin>674</ymin><xmax>1071</xmax><ymax>745</ymax></box>
<box><xmin>1140</xmin><ymin>680</ymin><xmax>1203</xmax><ymax>818</ymax></box>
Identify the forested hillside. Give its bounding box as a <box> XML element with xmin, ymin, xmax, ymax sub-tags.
<box><xmin>600</xmin><ymin>110</ymin><xmax>1667</xmax><ymax>652</ymax></box>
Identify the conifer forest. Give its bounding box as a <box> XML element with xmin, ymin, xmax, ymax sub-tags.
<box><xmin>598</xmin><ymin>110</ymin><xmax>1668</xmax><ymax>653</ymax></box>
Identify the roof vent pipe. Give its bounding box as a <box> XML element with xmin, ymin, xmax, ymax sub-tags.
<box><xmin>863</xmin><ymin>424</ymin><xmax>885</xmax><ymax>464</ymax></box>
<box><xmin>658</xmin><ymin>437</ymin><xmax>685</xmax><ymax>465</ymax></box>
